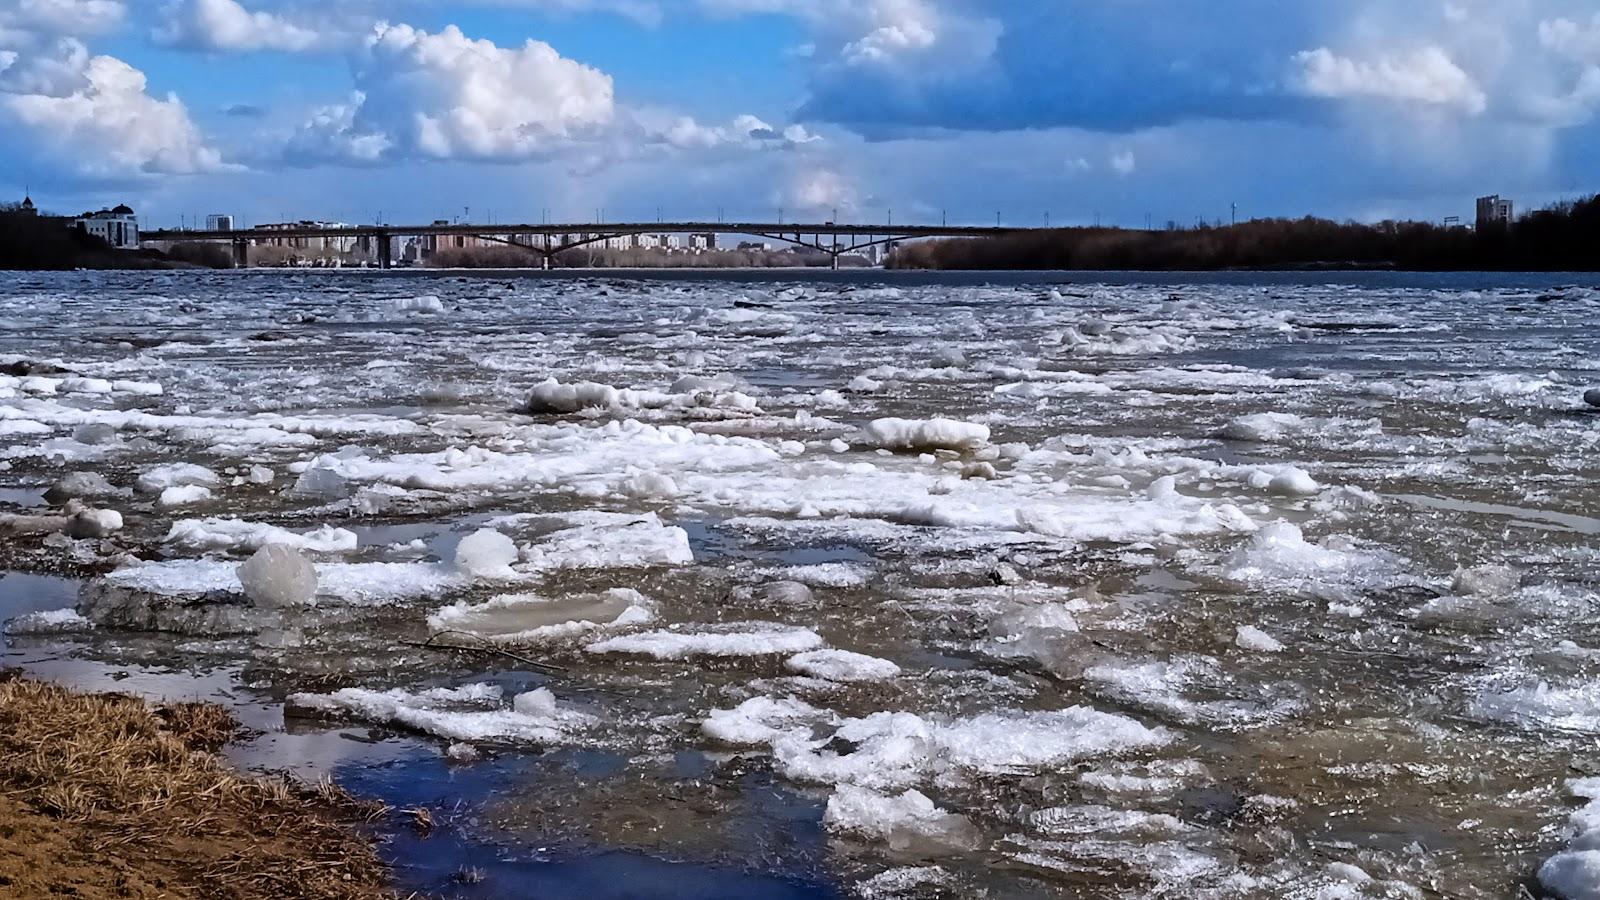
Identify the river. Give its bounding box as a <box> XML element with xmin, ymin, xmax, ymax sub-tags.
<box><xmin>2</xmin><ymin>269</ymin><xmax>1598</xmax><ymax>898</ymax></box>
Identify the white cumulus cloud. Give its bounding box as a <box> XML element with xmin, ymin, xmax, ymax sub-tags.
<box><xmin>1539</xmin><ymin>14</ymin><xmax>1600</xmax><ymax>64</ymax></box>
<box><xmin>784</xmin><ymin>167</ymin><xmax>854</xmax><ymax>213</ymax></box>
<box><xmin>1293</xmin><ymin>45</ymin><xmax>1487</xmax><ymax>115</ymax></box>
<box><xmin>0</xmin><ymin>0</ymin><xmax>126</xmax><ymax>37</ymax></box>
<box><xmin>290</xmin><ymin>22</ymin><xmax>614</xmax><ymax>162</ymax></box>
<box><xmin>153</xmin><ymin>0</ymin><xmax>326</xmax><ymax>53</ymax></box>
<box><xmin>702</xmin><ymin>0</ymin><xmax>997</xmax><ymax>73</ymax></box>
<box><xmin>0</xmin><ymin>37</ymin><xmax>224</xmax><ymax>175</ymax></box>
<box><xmin>652</xmin><ymin>112</ymin><xmax>817</xmax><ymax>150</ymax></box>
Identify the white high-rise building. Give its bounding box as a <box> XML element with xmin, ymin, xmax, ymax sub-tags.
<box><xmin>206</xmin><ymin>214</ymin><xmax>234</xmax><ymax>231</ymax></box>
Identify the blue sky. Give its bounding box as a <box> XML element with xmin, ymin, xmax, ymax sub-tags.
<box><xmin>1</xmin><ymin>0</ymin><xmax>1598</xmax><ymax>228</ymax></box>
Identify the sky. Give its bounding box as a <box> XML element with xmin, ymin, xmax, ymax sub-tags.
<box><xmin>1</xmin><ymin>0</ymin><xmax>1598</xmax><ymax>229</ymax></box>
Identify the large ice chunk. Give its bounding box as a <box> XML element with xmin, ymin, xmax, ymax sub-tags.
<box><xmin>862</xmin><ymin>417</ymin><xmax>990</xmax><ymax>452</ymax></box>
<box><xmin>158</xmin><ymin>484</ymin><xmax>213</xmax><ymax>507</ymax></box>
<box><xmin>236</xmin><ymin>544</ymin><xmax>318</xmax><ymax>608</ymax></box>
<box><xmin>454</xmin><ymin>528</ymin><xmax>520</xmax><ymax>580</ymax></box>
<box><xmin>823</xmin><ymin>785</ymin><xmax>981</xmax><ymax>853</ymax></box>
<box><xmin>65</xmin><ymin>508</ymin><xmax>123</xmax><ymax>538</ymax></box>
<box><xmin>136</xmin><ymin>463</ymin><xmax>218</xmax><ymax>494</ymax></box>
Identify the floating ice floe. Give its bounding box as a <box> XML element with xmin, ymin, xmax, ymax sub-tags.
<box><xmin>427</xmin><ymin>588</ymin><xmax>654</xmax><ymax>645</ymax></box>
<box><xmin>101</xmin><ymin>557</ymin><xmax>460</xmax><ymax>607</ymax></box>
<box><xmin>65</xmin><ymin>507</ymin><xmax>122</xmax><ymax>538</ymax></box>
<box><xmin>1539</xmin><ymin>777</ymin><xmax>1600</xmax><ymax>900</ymax></box>
<box><xmin>393</xmin><ymin>295</ymin><xmax>444</xmax><ymax>314</ymax></box>
<box><xmin>853</xmin><ymin>867</ymin><xmax>951</xmax><ymax>899</ymax></box>
<box><xmin>702</xmin><ymin>695</ymin><xmax>832</xmax><ymax>746</ymax></box>
<box><xmin>586</xmin><ymin>622</ymin><xmax>824</xmax><ymax>659</ymax></box>
<box><xmin>1470</xmin><ymin>675</ymin><xmax>1600</xmax><ymax>734</ymax></box>
<box><xmin>5</xmin><ymin>607</ymin><xmax>94</xmax><ymax>635</ymax></box>
<box><xmin>1082</xmin><ymin>656</ymin><xmax>1303</xmax><ymax>730</ymax></box>
<box><xmin>0</xmin><ymin>397</ymin><xmax>421</xmax><ymax>451</ymax></box>
<box><xmin>525</xmin><ymin>377</ymin><xmax>759</xmax><ymax>418</ymax></box>
<box><xmin>1220</xmin><ymin>522</ymin><xmax>1403</xmax><ymax>601</ymax></box>
<box><xmin>158</xmin><ymin>484</ymin><xmax>213</xmax><ymax>507</ymax></box>
<box><xmin>753</xmin><ymin>705</ymin><xmax>1171</xmax><ymax>792</ymax></box>
<box><xmin>46</xmin><ymin>471</ymin><xmax>120</xmax><ymax>502</ymax></box>
<box><xmin>137</xmin><ymin>462</ymin><xmax>219</xmax><ymax>494</ymax></box>
<box><xmin>862</xmin><ymin>417</ymin><xmax>990</xmax><ymax>452</ymax></box>
<box><xmin>785</xmin><ymin>649</ymin><xmax>901</xmax><ymax>683</ymax></box>
<box><xmin>1218</xmin><ymin>412</ymin><xmax>1383</xmax><ymax>445</ymax></box>
<box><xmin>0</xmin><ymin>373</ymin><xmax>161</xmax><ymax>396</ymax></box>
<box><xmin>1233</xmin><ymin>624</ymin><xmax>1285</xmax><ymax>653</ymax></box>
<box><xmin>518</xmin><ymin>512</ymin><xmax>693</xmax><ymax>574</ymax></box>
<box><xmin>289</xmin><ymin>421</ymin><xmax>1262</xmax><ymax>546</ymax></box>
<box><xmin>164</xmin><ymin>517</ymin><xmax>358</xmax><ymax>553</ymax></box>
<box><xmin>288</xmin><ymin>684</ymin><xmax>595</xmax><ymax>745</ymax></box>
<box><xmin>824</xmin><ymin>785</ymin><xmax>980</xmax><ymax>853</ymax></box>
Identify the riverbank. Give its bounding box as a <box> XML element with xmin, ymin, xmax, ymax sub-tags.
<box><xmin>0</xmin><ymin>673</ymin><xmax>392</xmax><ymax>899</ymax></box>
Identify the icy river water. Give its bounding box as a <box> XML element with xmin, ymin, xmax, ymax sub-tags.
<box><xmin>2</xmin><ymin>269</ymin><xmax>1599</xmax><ymax>899</ymax></box>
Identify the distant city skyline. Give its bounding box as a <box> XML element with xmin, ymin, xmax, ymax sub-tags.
<box><xmin>1</xmin><ymin>1</ymin><xmax>1598</xmax><ymax>229</ymax></box>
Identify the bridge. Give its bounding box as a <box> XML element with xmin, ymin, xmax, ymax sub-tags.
<box><xmin>141</xmin><ymin>221</ymin><xmax>1042</xmax><ymax>269</ymax></box>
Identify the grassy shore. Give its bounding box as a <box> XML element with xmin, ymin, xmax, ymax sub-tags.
<box><xmin>0</xmin><ymin>673</ymin><xmax>395</xmax><ymax>899</ymax></box>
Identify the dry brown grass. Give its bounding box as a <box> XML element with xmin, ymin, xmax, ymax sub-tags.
<box><xmin>0</xmin><ymin>672</ymin><xmax>397</xmax><ymax>899</ymax></box>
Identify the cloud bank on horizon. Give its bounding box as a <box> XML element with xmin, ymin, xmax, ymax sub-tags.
<box><xmin>0</xmin><ymin>0</ymin><xmax>1597</xmax><ymax>225</ymax></box>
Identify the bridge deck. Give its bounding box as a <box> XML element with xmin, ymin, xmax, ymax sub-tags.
<box><xmin>144</xmin><ymin>222</ymin><xmax>1041</xmax><ymax>241</ymax></box>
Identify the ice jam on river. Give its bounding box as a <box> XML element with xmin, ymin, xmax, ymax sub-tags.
<box><xmin>2</xmin><ymin>270</ymin><xmax>1598</xmax><ymax>898</ymax></box>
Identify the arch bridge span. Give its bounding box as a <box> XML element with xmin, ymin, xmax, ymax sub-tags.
<box><xmin>142</xmin><ymin>221</ymin><xmax>1044</xmax><ymax>269</ymax></box>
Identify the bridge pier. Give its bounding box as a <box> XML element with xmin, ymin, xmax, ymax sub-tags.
<box><xmin>376</xmin><ymin>231</ymin><xmax>392</xmax><ymax>269</ymax></box>
<box><xmin>231</xmin><ymin>238</ymin><xmax>248</xmax><ymax>269</ymax></box>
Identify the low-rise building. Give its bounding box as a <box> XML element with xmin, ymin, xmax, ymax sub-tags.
<box><xmin>74</xmin><ymin>204</ymin><xmax>139</xmax><ymax>249</ymax></box>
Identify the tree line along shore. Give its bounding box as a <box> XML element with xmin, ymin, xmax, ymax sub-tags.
<box><xmin>889</xmin><ymin>194</ymin><xmax>1600</xmax><ymax>272</ymax></box>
